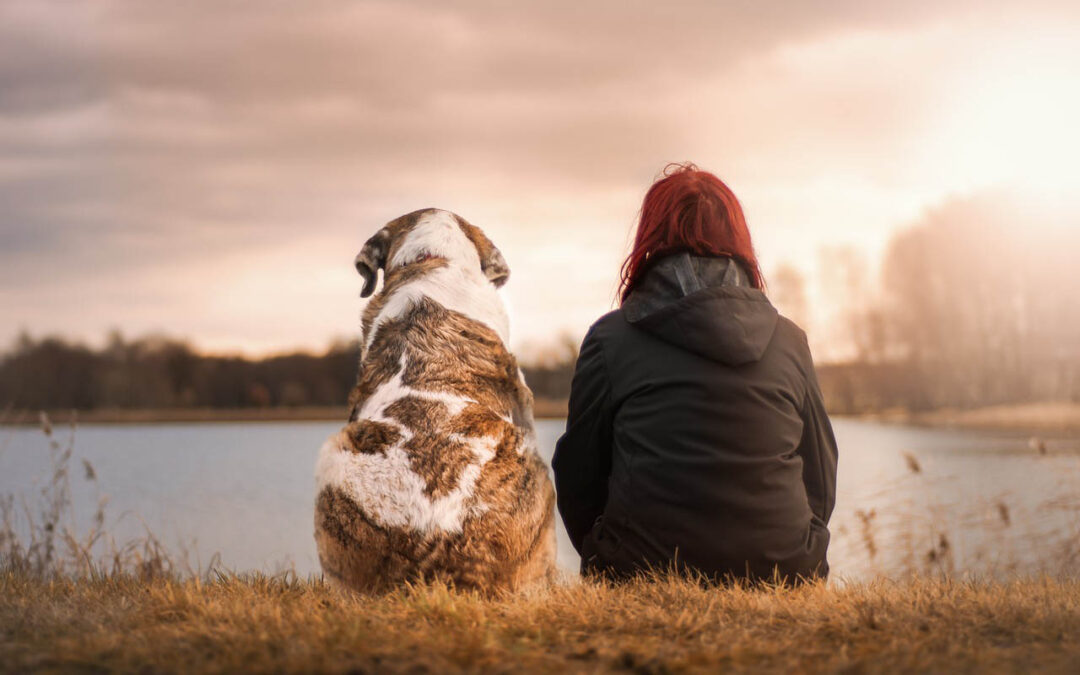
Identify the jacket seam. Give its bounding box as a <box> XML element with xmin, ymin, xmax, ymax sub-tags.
<box><xmin>595</xmin><ymin>319</ymin><xmax>632</xmax><ymax>517</ymax></box>
<box><xmin>800</xmin><ymin>385</ymin><xmax>829</xmax><ymax>522</ymax></box>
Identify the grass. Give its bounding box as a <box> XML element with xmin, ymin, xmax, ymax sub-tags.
<box><xmin>3</xmin><ymin>413</ymin><xmax>1080</xmax><ymax>673</ymax></box>
<box><xmin>3</xmin><ymin>570</ymin><xmax>1080</xmax><ymax>673</ymax></box>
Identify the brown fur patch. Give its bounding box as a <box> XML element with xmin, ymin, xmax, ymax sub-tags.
<box><xmin>383</xmin><ymin>395</ymin><xmax>450</xmax><ymax>433</ymax></box>
<box><xmin>450</xmin><ymin>402</ymin><xmax>510</xmax><ymax>438</ymax></box>
<box><xmin>381</xmin><ymin>396</ymin><xmax>473</xmax><ymax>499</ymax></box>
<box><xmin>453</xmin><ymin>213</ymin><xmax>509</xmax><ymax>286</ymax></box>
<box><xmin>359</xmin><ymin>255</ymin><xmax>448</xmax><ymax>350</ymax></box>
<box><xmin>393</xmin><ymin>298</ymin><xmax>531</xmax><ymax>423</ymax></box>
<box><xmin>403</xmin><ymin>434</ymin><xmax>473</xmax><ymax>499</ymax></box>
<box><xmin>346</xmin><ymin>335</ymin><xmax>406</xmax><ymax>422</ymax></box>
<box><xmin>343</xmin><ymin>419</ymin><xmax>402</xmax><ymax>455</ymax></box>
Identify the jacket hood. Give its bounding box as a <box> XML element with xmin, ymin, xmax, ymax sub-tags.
<box><xmin>622</xmin><ymin>253</ymin><xmax>778</xmax><ymax>366</ymax></box>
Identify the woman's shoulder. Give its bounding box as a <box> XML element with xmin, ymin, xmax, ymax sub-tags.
<box><xmin>570</xmin><ymin>310</ymin><xmax>630</xmax><ymax>367</ymax></box>
<box><xmin>770</xmin><ymin>314</ymin><xmax>820</xmax><ymax>381</ymax></box>
<box><xmin>773</xmin><ymin>314</ymin><xmax>810</xmax><ymax>348</ymax></box>
<box><xmin>591</xmin><ymin>309</ymin><xmax>625</xmax><ymax>331</ymax></box>
<box><xmin>583</xmin><ymin>309</ymin><xmax>633</xmax><ymax>345</ymax></box>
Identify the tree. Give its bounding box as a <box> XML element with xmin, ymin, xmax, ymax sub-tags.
<box><xmin>769</xmin><ymin>263</ymin><xmax>809</xmax><ymax>331</ymax></box>
<box><xmin>880</xmin><ymin>193</ymin><xmax>1080</xmax><ymax>408</ymax></box>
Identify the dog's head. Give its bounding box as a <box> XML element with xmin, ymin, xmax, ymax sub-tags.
<box><xmin>354</xmin><ymin>208</ymin><xmax>509</xmax><ymax>298</ymax></box>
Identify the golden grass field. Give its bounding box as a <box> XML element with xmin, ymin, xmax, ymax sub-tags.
<box><xmin>2</xmin><ymin>570</ymin><xmax>1079</xmax><ymax>674</ymax></box>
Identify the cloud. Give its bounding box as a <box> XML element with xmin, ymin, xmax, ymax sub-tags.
<box><xmin>2</xmin><ymin>0</ymin><xmax>1079</xmax><ymax>353</ymax></box>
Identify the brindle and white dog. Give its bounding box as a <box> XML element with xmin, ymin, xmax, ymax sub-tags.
<box><xmin>314</xmin><ymin>208</ymin><xmax>556</xmax><ymax>593</ymax></box>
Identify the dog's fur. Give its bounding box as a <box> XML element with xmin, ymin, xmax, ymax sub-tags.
<box><xmin>314</xmin><ymin>208</ymin><xmax>556</xmax><ymax>593</ymax></box>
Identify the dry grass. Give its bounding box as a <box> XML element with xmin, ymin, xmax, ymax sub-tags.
<box><xmin>2</xmin><ymin>571</ymin><xmax>1079</xmax><ymax>674</ymax></box>
<box><xmin>0</xmin><ymin>413</ymin><xmax>204</xmax><ymax>581</ymax></box>
<box><xmin>4</xmin><ymin>412</ymin><xmax>1080</xmax><ymax>673</ymax></box>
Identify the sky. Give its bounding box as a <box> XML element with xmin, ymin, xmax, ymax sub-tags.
<box><xmin>2</xmin><ymin>0</ymin><xmax>1079</xmax><ymax>359</ymax></box>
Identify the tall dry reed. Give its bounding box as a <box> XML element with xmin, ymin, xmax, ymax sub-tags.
<box><xmin>0</xmin><ymin>412</ymin><xmax>218</xmax><ymax>580</ymax></box>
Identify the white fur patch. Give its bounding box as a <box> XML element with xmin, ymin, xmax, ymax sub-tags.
<box><xmin>388</xmin><ymin>210</ymin><xmax>481</xmax><ymax>271</ymax></box>
<box><xmin>365</xmin><ymin>211</ymin><xmax>510</xmax><ymax>353</ymax></box>
<box><xmin>315</xmin><ymin>353</ymin><xmax>505</xmax><ymax>534</ymax></box>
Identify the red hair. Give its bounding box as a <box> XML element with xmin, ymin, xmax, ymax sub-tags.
<box><xmin>619</xmin><ymin>163</ymin><xmax>764</xmax><ymax>303</ymax></box>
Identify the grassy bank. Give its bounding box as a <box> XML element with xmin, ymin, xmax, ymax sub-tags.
<box><xmin>2</xmin><ymin>571</ymin><xmax>1079</xmax><ymax>673</ymax></box>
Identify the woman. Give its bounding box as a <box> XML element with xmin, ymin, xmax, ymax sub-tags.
<box><xmin>552</xmin><ymin>163</ymin><xmax>838</xmax><ymax>583</ymax></box>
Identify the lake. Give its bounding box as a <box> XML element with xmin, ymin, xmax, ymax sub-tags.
<box><xmin>2</xmin><ymin>418</ymin><xmax>1078</xmax><ymax>580</ymax></box>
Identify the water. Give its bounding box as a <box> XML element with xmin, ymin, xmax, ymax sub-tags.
<box><xmin>2</xmin><ymin>418</ymin><xmax>1078</xmax><ymax>580</ymax></box>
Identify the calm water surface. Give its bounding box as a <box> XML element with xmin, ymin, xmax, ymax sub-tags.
<box><xmin>2</xmin><ymin>418</ymin><xmax>1078</xmax><ymax>580</ymax></box>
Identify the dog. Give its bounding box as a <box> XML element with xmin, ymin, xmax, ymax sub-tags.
<box><xmin>314</xmin><ymin>208</ymin><xmax>556</xmax><ymax>593</ymax></box>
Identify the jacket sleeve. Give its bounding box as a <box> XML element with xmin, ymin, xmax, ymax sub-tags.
<box><xmin>797</xmin><ymin>360</ymin><xmax>839</xmax><ymax>525</ymax></box>
<box><xmin>551</xmin><ymin>326</ymin><xmax>615</xmax><ymax>553</ymax></box>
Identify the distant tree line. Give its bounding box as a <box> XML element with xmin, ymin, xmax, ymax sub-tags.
<box><xmin>0</xmin><ymin>331</ymin><xmax>578</xmax><ymax>412</ymax></box>
<box><xmin>0</xmin><ymin>332</ymin><xmax>361</xmax><ymax>411</ymax></box>
<box><xmin>810</xmin><ymin>194</ymin><xmax>1080</xmax><ymax>413</ymax></box>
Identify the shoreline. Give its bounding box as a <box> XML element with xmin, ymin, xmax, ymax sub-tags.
<box><xmin>854</xmin><ymin>401</ymin><xmax>1080</xmax><ymax>436</ymax></box>
<box><xmin>0</xmin><ymin>398</ymin><xmax>571</xmax><ymax>427</ymax></box>
<box><xmin>2</xmin><ymin>400</ymin><xmax>1077</xmax><ymax>435</ymax></box>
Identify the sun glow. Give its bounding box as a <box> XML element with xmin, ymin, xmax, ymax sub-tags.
<box><xmin>934</xmin><ymin>34</ymin><xmax>1080</xmax><ymax>193</ymax></box>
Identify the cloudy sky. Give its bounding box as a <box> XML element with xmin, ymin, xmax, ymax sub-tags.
<box><xmin>2</xmin><ymin>0</ymin><xmax>1078</xmax><ymax>357</ymax></box>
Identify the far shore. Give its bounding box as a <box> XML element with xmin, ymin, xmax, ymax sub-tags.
<box><xmin>857</xmin><ymin>401</ymin><xmax>1080</xmax><ymax>436</ymax></box>
<box><xmin>2</xmin><ymin>400</ymin><xmax>1078</xmax><ymax>435</ymax></box>
<box><xmin>0</xmin><ymin>398</ymin><xmax>571</xmax><ymax>427</ymax></box>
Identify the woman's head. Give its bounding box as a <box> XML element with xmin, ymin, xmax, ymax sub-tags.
<box><xmin>619</xmin><ymin>163</ymin><xmax>764</xmax><ymax>302</ymax></box>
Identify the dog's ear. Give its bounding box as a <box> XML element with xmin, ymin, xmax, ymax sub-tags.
<box><xmin>355</xmin><ymin>226</ymin><xmax>391</xmax><ymax>298</ymax></box>
<box><xmin>456</xmin><ymin>218</ymin><xmax>510</xmax><ymax>288</ymax></box>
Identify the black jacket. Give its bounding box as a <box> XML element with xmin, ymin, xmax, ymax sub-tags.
<box><xmin>552</xmin><ymin>253</ymin><xmax>838</xmax><ymax>582</ymax></box>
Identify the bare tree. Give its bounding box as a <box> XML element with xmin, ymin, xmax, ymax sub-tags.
<box><xmin>770</xmin><ymin>263</ymin><xmax>809</xmax><ymax>331</ymax></box>
<box><xmin>880</xmin><ymin>193</ymin><xmax>1080</xmax><ymax>409</ymax></box>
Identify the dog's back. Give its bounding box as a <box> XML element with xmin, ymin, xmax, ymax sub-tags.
<box><xmin>314</xmin><ymin>209</ymin><xmax>555</xmax><ymax>593</ymax></box>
